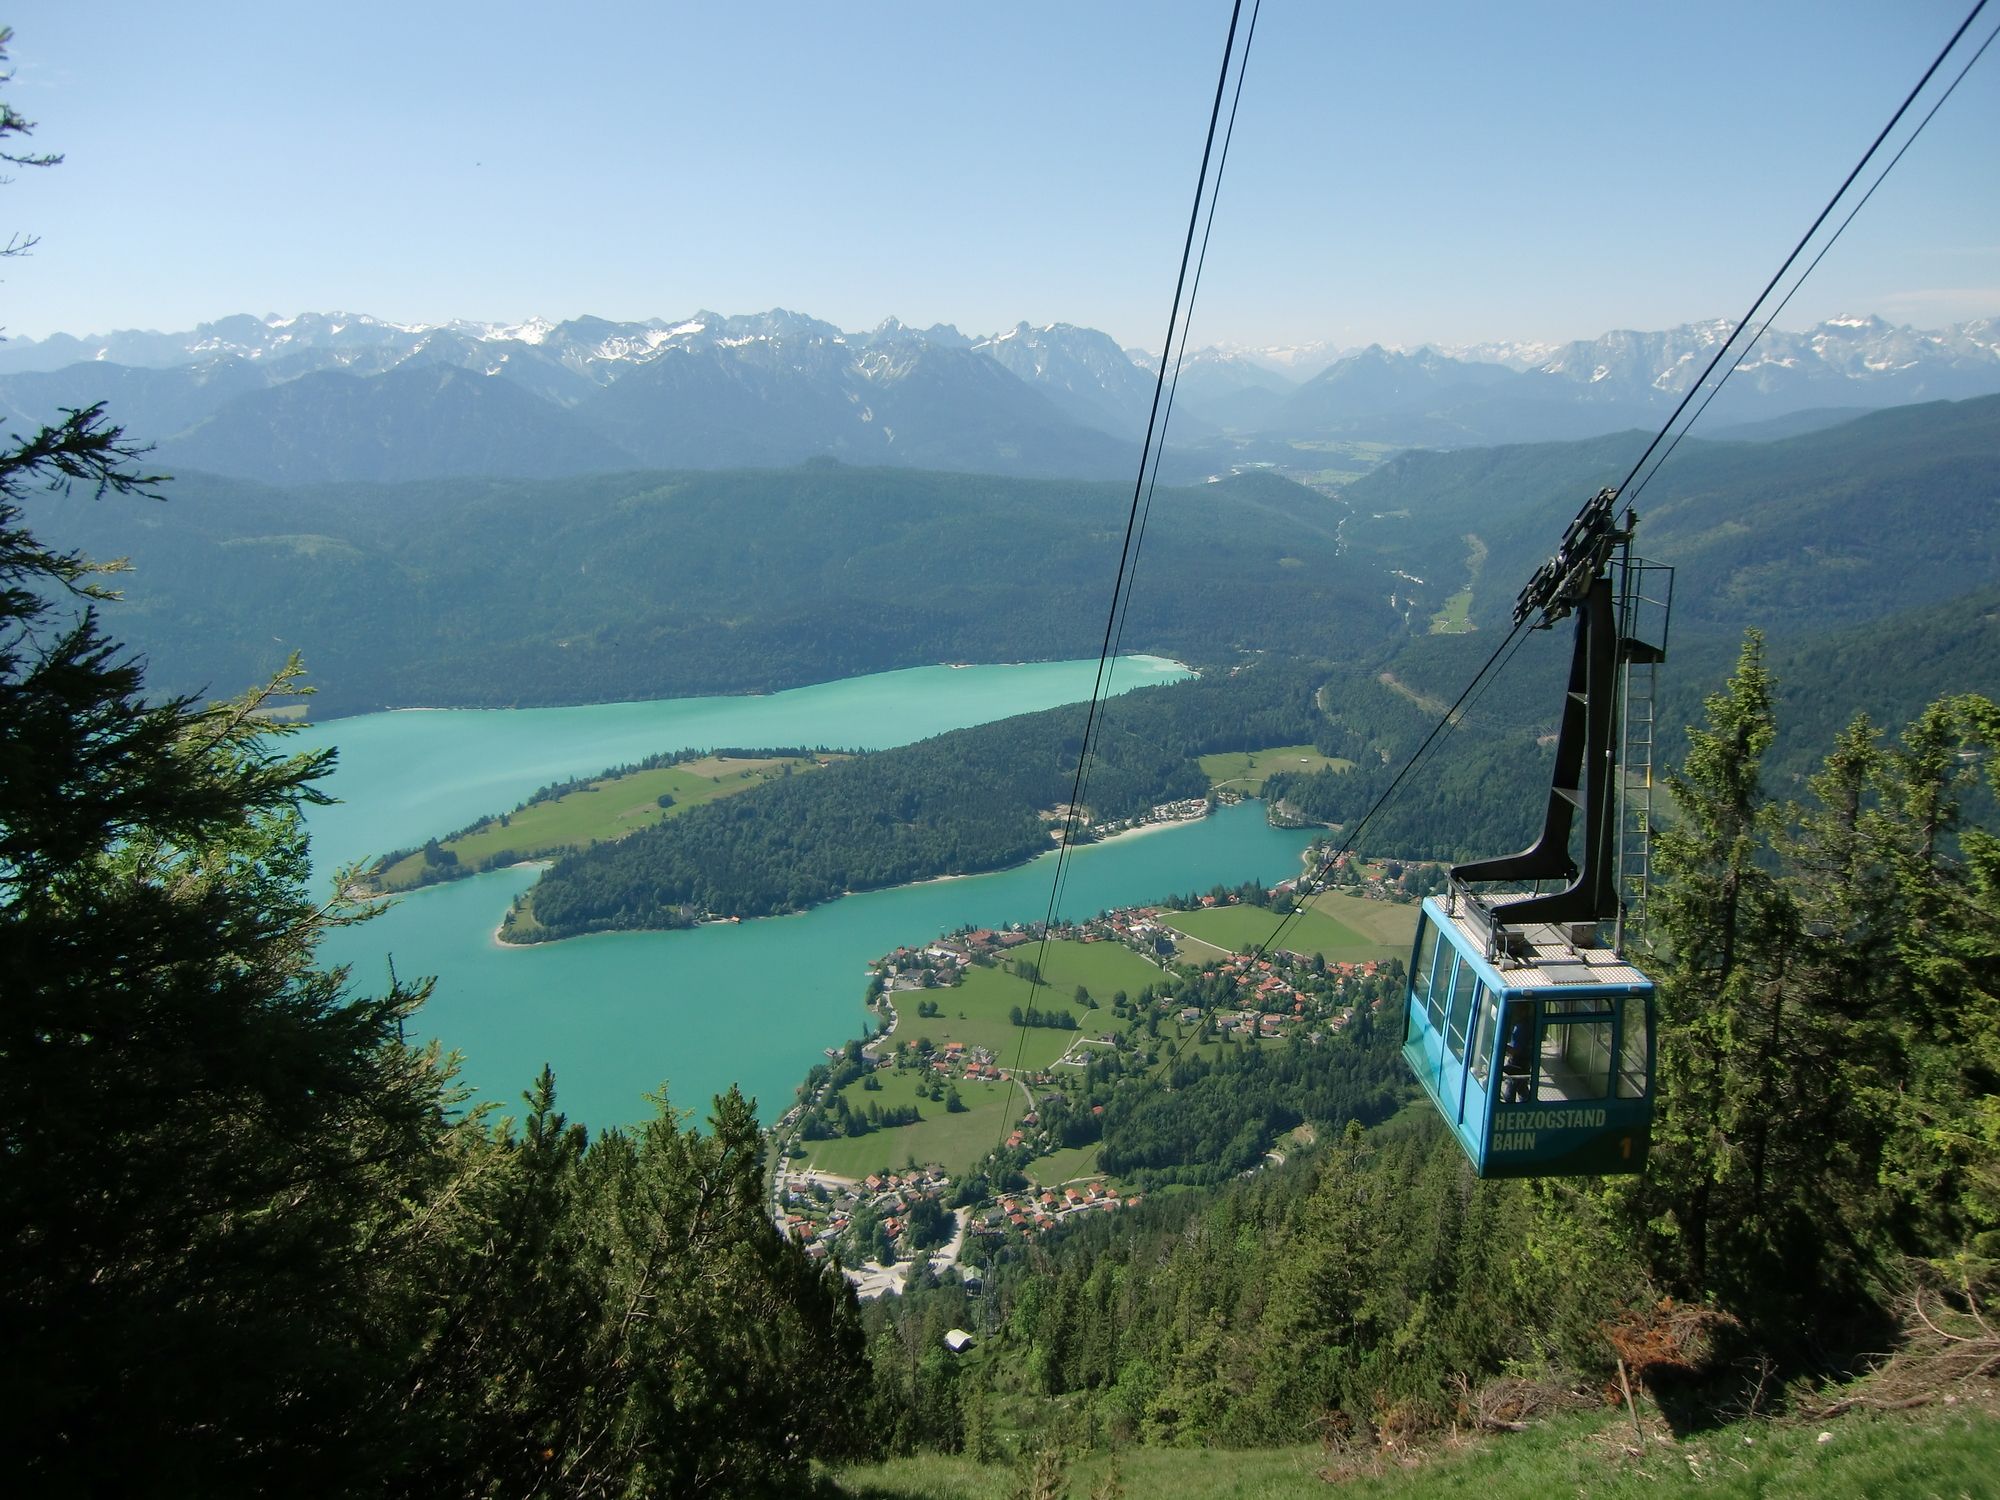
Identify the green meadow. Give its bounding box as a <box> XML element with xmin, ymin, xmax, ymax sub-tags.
<box><xmin>1024</xmin><ymin>1143</ymin><xmax>1104</xmax><ymax>1187</ymax></box>
<box><xmin>1007</xmin><ymin>937</ymin><xmax>1165</xmax><ymax>1000</ymax></box>
<box><xmin>802</xmin><ymin>1067</ymin><xmax>1018</xmax><ymax>1180</ymax></box>
<box><xmin>803</xmin><ymin>940</ymin><xmax>1170</xmax><ymax>1178</ymax></box>
<box><xmin>373</xmin><ymin>753</ymin><xmax>833</xmax><ymax>890</ymax></box>
<box><xmin>1429</xmin><ymin>584</ymin><xmax>1476</xmax><ymax>633</ymax></box>
<box><xmin>1164</xmin><ymin>889</ymin><xmax>1414</xmax><ymax>964</ymax></box>
<box><xmin>833</xmin><ymin>1401</ymin><xmax>2000</xmax><ymax>1500</ymax></box>
<box><xmin>1198</xmin><ymin>743</ymin><xmax>1354</xmax><ymax>793</ymax></box>
<box><xmin>1430</xmin><ymin>532</ymin><xmax>1488</xmax><ymax>635</ymax></box>
<box><xmin>883</xmin><ymin>940</ymin><xmax>1158</xmax><ymax>1071</ymax></box>
<box><xmin>1296</xmin><ymin>889</ymin><xmax>1418</xmax><ymax>948</ymax></box>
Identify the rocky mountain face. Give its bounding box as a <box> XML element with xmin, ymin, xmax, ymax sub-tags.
<box><xmin>2</xmin><ymin>307</ymin><xmax>1994</xmax><ymax>484</ymax></box>
<box><xmin>1263</xmin><ymin>316</ymin><xmax>2000</xmax><ymax>446</ymax></box>
<box><xmin>973</xmin><ymin>321</ymin><xmax>1169</xmax><ymax>439</ymax></box>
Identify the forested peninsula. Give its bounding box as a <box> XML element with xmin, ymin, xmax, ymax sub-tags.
<box><xmin>509</xmin><ymin>662</ymin><xmax>1335</xmax><ymax>939</ymax></box>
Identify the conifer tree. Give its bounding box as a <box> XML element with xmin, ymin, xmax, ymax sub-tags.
<box><xmin>1865</xmin><ymin>695</ymin><xmax>2000</xmax><ymax>1270</ymax></box>
<box><xmin>1</xmin><ymin>48</ymin><xmax>876</xmax><ymax>1492</ymax></box>
<box><xmin>1643</xmin><ymin>632</ymin><xmax>1786</xmax><ymax>1297</ymax></box>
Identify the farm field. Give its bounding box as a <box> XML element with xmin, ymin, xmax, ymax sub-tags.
<box><xmin>1198</xmin><ymin>744</ymin><xmax>1354</xmax><ymax>793</ymax></box>
<box><xmin>1025</xmin><ymin>1144</ymin><xmax>1104</xmax><ymax>1187</ymax></box>
<box><xmin>802</xmin><ymin>1068</ymin><xmax>1018</xmax><ymax>1179</ymax></box>
<box><xmin>899</xmin><ymin>966</ymin><xmax>1090</xmax><ymax>1072</ymax></box>
<box><xmin>1148</xmin><ymin>1023</ymin><xmax>1230</xmax><ymax>1075</ymax></box>
<box><xmin>806</xmin><ymin>940</ymin><xmax>1170</xmax><ymax>1177</ymax></box>
<box><xmin>885</xmin><ymin>939</ymin><xmax>1160</xmax><ymax>1068</ymax></box>
<box><xmin>1004</xmin><ymin>937</ymin><xmax>1165</xmax><ymax>1000</ymax></box>
<box><xmin>373</xmin><ymin>753</ymin><xmax>831</xmax><ymax>890</ymax></box>
<box><xmin>1429</xmin><ymin>586</ymin><xmax>1475</xmax><ymax>633</ymax></box>
<box><xmin>1430</xmin><ymin>532</ymin><xmax>1488</xmax><ymax>636</ymax></box>
<box><xmin>1301</xmin><ymin>889</ymin><xmax>1420</xmax><ymax>949</ymax></box>
<box><xmin>1164</xmin><ymin>890</ymin><xmax>1413</xmax><ymax>964</ymax></box>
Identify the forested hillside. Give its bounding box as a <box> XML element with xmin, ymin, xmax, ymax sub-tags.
<box><xmin>510</xmin><ymin>565</ymin><xmax>2000</xmax><ymax>938</ymax></box>
<box><xmin>22</xmin><ymin>462</ymin><xmax>1385</xmax><ymax>716</ymax></box>
<box><xmin>1342</xmin><ymin>394</ymin><xmax>2000</xmax><ymax>642</ymax></box>
<box><xmin>856</xmin><ymin>646</ymin><xmax>1999</xmax><ymax>1475</ymax></box>
<box><xmin>1264</xmin><ymin>590</ymin><xmax>2000</xmax><ymax>859</ymax></box>
<box><xmin>19</xmin><ymin>395</ymin><xmax>1999</xmax><ymax>723</ymax></box>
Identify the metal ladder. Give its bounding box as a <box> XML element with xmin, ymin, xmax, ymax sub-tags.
<box><xmin>1617</xmin><ymin>657</ymin><xmax>1658</xmax><ymax>933</ymax></box>
<box><xmin>1613</xmin><ymin>555</ymin><xmax>1674</xmax><ymax>947</ymax></box>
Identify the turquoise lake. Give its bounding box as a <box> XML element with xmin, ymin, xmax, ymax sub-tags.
<box><xmin>299</xmin><ymin>658</ymin><xmax>1314</xmax><ymax>1129</ymax></box>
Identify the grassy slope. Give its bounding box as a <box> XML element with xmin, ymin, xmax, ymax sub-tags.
<box><xmin>1164</xmin><ymin>891</ymin><xmax>1415</xmax><ymax>964</ymax></box>
<box><xmin>1025</xmin><ymin>1143</ymin><xmax>1106</xmax><ymax>1187</ymax></box>
<box><xmin>833</xmin><ymin>1402</ymin><xmax>2000</xmax><ymax>1499</ymax></box>
<box><xmin>1197</xmin><ymin>744</ymin><xmax>1354</xmax><ymax>793</ymax></box>
<box><xmin>1428</xmin><ymin>531</ymin><xmax>1487</xmax><ymax>635</ymax></box>
<box><xmin>802</xmin><ymin>1070</ymin><xmax>1017</xmax><ymax>1180</ymax></box>
<box><xmin>374</xmin><ymin>753</ymin><xmax>827</xmax><ymax>890</ymax></box>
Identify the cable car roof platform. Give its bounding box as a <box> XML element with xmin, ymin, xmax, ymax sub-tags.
<box><xmin>1432</xmin><ymin>894</ymin><xmax>1649</xmax><ymax>990</ymax></box>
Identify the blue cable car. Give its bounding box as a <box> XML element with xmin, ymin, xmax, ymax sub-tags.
<box><xmin>1401</xmin><ymin>491</ymin><xmax>1672</xmax><ymax>1178</ymax></box>
<box><xmin>1403</xmin><ymin>895</ymin><xmax>1654</xmax><ymax>1176</ymax></box>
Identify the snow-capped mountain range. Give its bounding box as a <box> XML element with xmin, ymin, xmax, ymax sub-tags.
<box><xmin>0</xmin><ymin>308</ymin><xmax>1994</xmax><ymax>486</ymax></box>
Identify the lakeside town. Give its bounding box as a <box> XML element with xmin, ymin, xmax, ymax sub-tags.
<box><xmin>766</xmin><ymin>851</ymin><xmax>1435</xmax><ymax>1297</ymax></box>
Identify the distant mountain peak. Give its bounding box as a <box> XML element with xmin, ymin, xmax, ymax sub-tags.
<box><xmin>6</xmin><ymin>306</ymin><xmax>1997</xmax><ymax>475</ymax></box>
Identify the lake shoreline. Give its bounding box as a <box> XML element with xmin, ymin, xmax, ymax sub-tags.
<box><xmin>299</xmin><ymin>658</ymin><xmax>1302</xmax><ymax>1130</ymax></box>
<box><xmin>309</xmin><ymin>654</ymin><xmax>1194</xmax><ymax>730</ymax></box>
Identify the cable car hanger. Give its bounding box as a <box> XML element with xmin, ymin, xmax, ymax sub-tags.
<box><xmin>1400</xmin><ymin>493</ymin><xmax>1671</xmax><ymax>1178</ymax></box>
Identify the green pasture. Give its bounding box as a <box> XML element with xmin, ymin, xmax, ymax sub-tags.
<box><xmin>1301</xmin><ymin>889</ymin><xmax>1420</xmax><ymax>948</ymax></box>
<box><xmin>1429</xmin><ymin>585</ymin><xmax>1476</xmax><ymax>633</ymax></box>
<box><xmin>898</xmin><ymin>966</ymin><xmax>1090</xmax><ymax>1073</ymax></box>
<box><xmin>802</xmin><ymin>1068</ymin><xmax>1018</xmax><ymax>1179</ymax></box>
<box><xmin>834</xmin><ymin>1402</ymin><xmax>2000</xmax><ymax>1500</ymax></box>
<box><xmin>1024</xmin><ymin>1143</ymin><xmax>1104</xmax><ymax>1187</ymax></box>
<box><xmin>374</xmin><ymin>753</ymin><xmax>829</xmax><ymax>890</ymax></box>
<box><xmin>1428</xmin><ymin>532</ymin><xmax>1488</xmax><ymax>635</ymax></box>
<box><xmin>1006</xmin><ymin>938</ymin><xmax>1163</xmax><ymax>1000</ymax></box>
<box><xmin>1198</xmin><ymin>744</ymin><xmax>1354</xmax><ymax>793</ymax></box>
<box><xmin>1274</xmin><ymin>438</ymin><xmax>1398</xmax><ymax>488</ymax></box>
<box><xmin>1148</xmin><ymin>1023</ymin><xmax>1229</xmax><ymax>1073</ymax></box>
<box><xmin>1288</xmin><ymin>466</ymin><xmax>1371</xmax><ymax>487</ymax></box>
<box><xmin>1163</xmin><ymin>890</ymin><xmax>1412</xmax><ymax>963</ymax></box>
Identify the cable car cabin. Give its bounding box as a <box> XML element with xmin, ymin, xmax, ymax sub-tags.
<box><xmin>1402</xmin><ymin>894</ymin><xmax>1654</xmax><ymax>1178</ymax></box>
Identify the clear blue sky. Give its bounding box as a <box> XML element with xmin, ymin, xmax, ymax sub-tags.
<box><xmin>5</xmin><ymin>0</ymin><xmax>1996</xmax><ymax>349</ymax></box>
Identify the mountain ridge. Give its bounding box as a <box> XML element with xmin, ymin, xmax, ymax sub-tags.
<box><xmin>4</xmin><ymin>307</ymin><xmax>1995</xmax><ymax>483</ymax></box>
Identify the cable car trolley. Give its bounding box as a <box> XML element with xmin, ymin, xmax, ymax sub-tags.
<box><xmin>1402</xmin><ymin>490</ymin><xmax>1673</xmax><ymax>1177</ymax></box>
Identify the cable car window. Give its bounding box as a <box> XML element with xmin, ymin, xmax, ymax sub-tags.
<box><xmin>1428</xmin><ymin>953</ymin><xmax>1457</xmax><ymax>1033</ymax></box>
<box><xmin>1542</xmin><ymin>995</ymin><xmax>1613</xmax><ymax>1019</ymax></box>
<box><xmin>1537</xmin><ymin>1013</ymin><xmax>1613</xmax><ymax>1101</ymax></box>
<box><xmin>1498</xmin><ymin>1002</ymin><xmax>1535</xmax><ymax>1103</ymax></box>
<box><xmin>1616</xmin><ymin>1000</ymin><xmax>1648</xmax><ymax>1099</ymax></box>
<box><xmin>1446</xmin><ymin>975</ymin><xmax>1482</xmax><ymax>1060</ymax></box>
<box><xmin>1412</xmin><ymin>919</ymin><xmax>1442</xmax><ymax>1013</ymax></box>
<box><xmin>1468</xmin><ymin>986</ymin><xmax>1500</xmax><ymax>1086</ymax></box>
